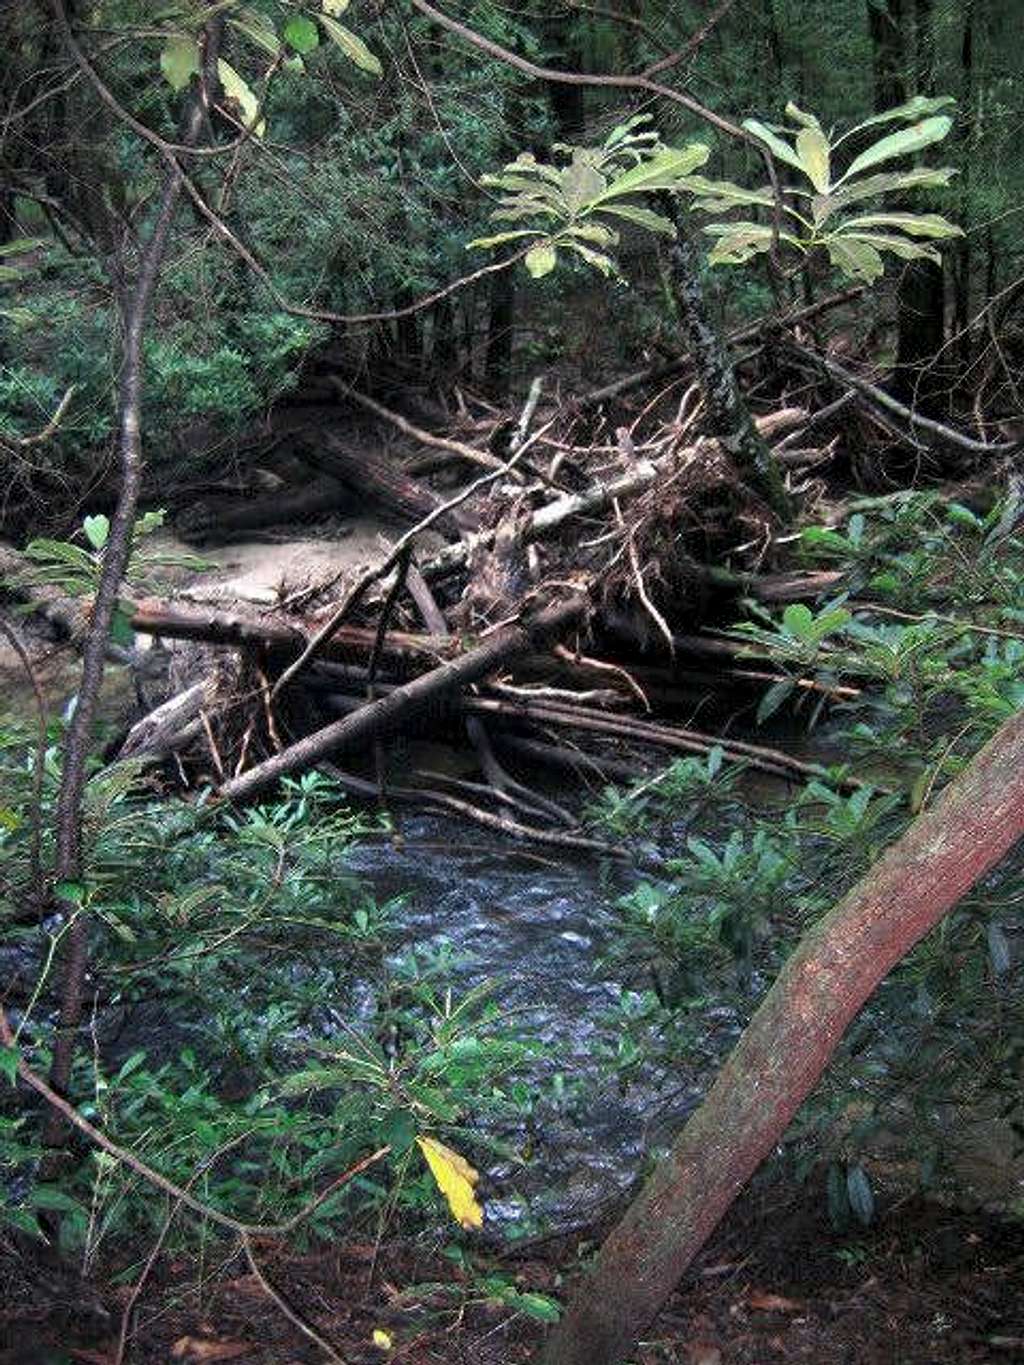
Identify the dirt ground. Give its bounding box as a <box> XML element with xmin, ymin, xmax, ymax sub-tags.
<box><xmin>3</xmin><ymin>1184</ymin><xmax>1022</xmax><ymax>1365</ymax></box>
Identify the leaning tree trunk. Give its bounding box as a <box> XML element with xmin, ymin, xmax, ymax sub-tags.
<box><xmin>42</xmin><ymin>9</ymin><xmax>223</xmax><ymax>1159</ymax></box>
<box><xmin>660</xmin><ymin>196</ymin><xmax>791</xmax><ymax>519</ymax></box>
<box><xmin>535</xmin><ymin>706</ymin><xmax>1024</xmax><ymax>1365</ymax></box>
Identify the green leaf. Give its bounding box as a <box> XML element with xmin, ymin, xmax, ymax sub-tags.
<box><xmin>516</xmin><ymin>1292</ymin><xmax>562</xmax><ymax>1323</ymax></box>
<box><xmin>380</xmin><ymin>1107</ymin><xmax>416</xmax><ymax>1154</ymax></box>
<box><xmin>110</xmin><ymin>606</ymin><xmax>135</xmax><ymax>648</ymax></box>
<box><xmin>4</xmin><ymin>1208</ymin><xmax>45</xmax><ymax>1241</ymax></box>
<box><xmin>796</xmin><ymin>126</ymin><xmax>831</xmax><ymax>192</ymax></box>
<box><xmin>525</xmin><ymin>243</ymin><xmax>558</xmax><ymax>278</ymax></box>
<box><xmin>53</xmin><ymin>880</ymin><xmax>85</xmax><ymax>905</ymax></box>
<box><xmin>560</xmin><ymin>156</ymin><xmax>607</xmax><ymax>212</ymax></box>
<box><xmin>782</xmin><ymin>603</ymin><xmax>814</xmax><ymax>640</ymax></box>
<box><xmin>839</xmin><ymin>116</ymin><xmax>954</xmax><ymax>183</ymax></box>
<box><xmin>742</xmin><ymin>119</ymin><xmax>805</xmax><ymax>174</ymax></box>
<box><xmin>564</xmin><ymin>241</ymin><xmax>618</xmax><ymax>276</ymax></box>
<box><xmin>826</xmin><ymin>1162</ymin><xmax>849</xmax><ymax>1231</ymax></box>
<box><xmin>318</xmin><ymin>14</ymin><xmax>382</xmax><ymax>76</ymax></box>
<box><xmin>813</xmin><ymin>167</ymin><xmax>956</xmax><ymax>223</ymax></box>
<box><xmin>589</xmin><ymin>143</ymin><xmax>710</xmax><ymax>204</ymax></box>
<box><xmin>565</xmin><ymin>222</ymin><xmax>618</xmax><ymax>247</ymax></box>
<box><xmin>757</xmin><ymin>679</ymin><xmax>796</xmax><ymax>724</ymax></box>
<box><xmin>679</xmin><ymin>176</ymin><xmax>775</xmax><ymax>211</ymax></box>
<box><xmin>826</xmin><ymin>236</ymin><xmax>885</xmax><ymax>282</ymax></box>
<box><xmin>82</xmin><ymin>514</ymin><xmax>109</xmax><ymax>551</ymax></box>
<box><xmin>596</xmin><ymin>203</ymin><xmax>677</xmax><ymax>236</ymax></box>
<box><xmin>839</xmin><ymin>211</ymin><xmax>961</xmax><ymax>239</ymax></box>
<box><xmin>283</xmin><ymin>15</ymin><xmax>319</xmax><ymax>53</ymax></box>
<box><xmin>704</xmin><ymin>222</ymin><xmax>780</xmax><ymax>265</ymax></box>
<box><xmin>160</xmin><ymin>35</ymin><xmax>199</xmax><ymax>92</ymax></box>
<box><xmin>842</xmin><ymin>94</ymin><xmax>956</xmax><ymax>142</ymax></box>
<box><xmin>0</xmin><ymin>1047</ymin><xmax>18</xmax><ymax>1086</ymax></box>
<box><xmin>836</xmin><ymin>231</ymin><xmax>940</xmax><ymax>265</ymax></box>
<box><xmin>785</xmin><ymin>101</ymin><xmax>822</xmax><ymax>130</ymax></box>
<box><xmin>217</xmin><ymin>59</ymin><xmax>265</xmax><ymax>136</ymax></box>
<box><xmin>28</xmin><ymin>1186</ymin><xmax>86</xmax><ymax>1213</ymax></box>
<box><xmin>0</xmin><ymin>236</ymin><xmax>45</xmax><ymax>258</ymax></box>
<box><xmin>466</xmin><ymin>230</ymin><xmax>542</xmax><ymax>250</ymax></box>
<box><xmin>227</xmin><ymin>9</ymin><xmax>281</xmax><ymax>58</ymax></box>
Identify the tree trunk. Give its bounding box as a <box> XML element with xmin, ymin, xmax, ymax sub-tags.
<box><xmin>892</xmin><ymin>0</ymin><xmax>947</xmax><ymax>409</ymax></box>
<box><xmin>41</xmin><ymin>11</ymin><xmax>223</xmax><ymax>1160</ymax></box>
<box><xmin>661</xmin><ymin>197</ymin><xmax>791</xmax><ymax>519</ymax></box>
<box><xmin>484</xmin><ymin>246</ymin><xmax>515</xmax><ymax>398</ymax></box>
<box><xmin>298</xmin><ymin>434</ymin><xmax>473</xmax><ymax>534</ymax></box>
<box><xmin>535</xmin><ymin>706</ymin><xmax>1024</xmax><ymax>1365</ymax></box>
<box><xmin>952</xmin><ymin>0</ymin><xmax>975</xmax><ymax>363</ymax></box>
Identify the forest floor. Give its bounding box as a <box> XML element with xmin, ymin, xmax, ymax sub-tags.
<box><xmin>4</xmin><ymin>1185</ymin><xmax>1023</xmax><ymax>1364</ymax></box>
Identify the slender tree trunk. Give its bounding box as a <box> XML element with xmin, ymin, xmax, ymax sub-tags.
<box><xmin>484</xmin><ymin>248</ymin><xmax>514</xmax><ymax>397</ymax></box>
<box><xmin>42</xmin><ymin>8</ymin><xmax>222</xmax><ymax>1157</ymax></box>
<box><xmin>953</xmin><ymin>0</ymin><xmax>975</xmax><ymax>364</ymax></box>
<box><xmin>661</xmin><ymin>197</ymin><xmax>790</xmax><ymax>519</ymax></box>
<box><xmin>535</xmin><ymin>706</ymin><xmax>1024</xmax><ymax>1365</ymax></box>
<box><xmin>893</xmin><ymin>0</ymin><xmax>946</xmax><ymax>408</ymax></box>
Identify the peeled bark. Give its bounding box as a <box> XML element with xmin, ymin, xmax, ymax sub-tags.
<box><xmin>536</xmin><ymin>707</ymin><xmax>1024</xmax><ymax>1365</ymax></box>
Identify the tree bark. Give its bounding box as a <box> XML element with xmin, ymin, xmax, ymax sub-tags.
<box><xmin>174</xmin><ymin>477</ymin><xmax>349</xmax><ymax>543</ymax></box>
<box><xmin>298</xmin><ymin>433</ymin><xmax>472</xmax><ymax>534</ymax></box>
<box><xmin>660</xmin><ymin>197</ymin><xmax>791</xmax><ymax>519</ymax></box>
<box><xmin>535</xmin><ymin>707</ymin><xmax>1024</xmax><ymax>1365</ymax></box>
<box><xmin>41</xmin><ymin>7</ymin><xmax>222</xmax><ymax>1156</ymax></box>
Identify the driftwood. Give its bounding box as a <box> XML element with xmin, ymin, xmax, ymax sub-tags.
<box><xmin>119</xmin><ymin>680</ymin><xmax>209</xmax><ymax>759</ymax></box>
<box><xmin>462</xmin><ymin>695</ymin><xmax>856</xmax><ymax>789</ymax></box>
<box><xmin>130</xmin><ymin>602</ymin><xmax>458</xmax><ymax>664</ymax></box>
<box><xmin>175</xmin><ymin>477</ymin><xmax>348</xmax><ymax>544</ymax></box>
<box><xmin>219</xmin><ymin>594</ymin><xmax>588</xmax><ymax>803</ymax></box>
<box><xmin>298</xmin><ymin>433</ymin><xmax>476</xmax><ymax>534</ymax></box>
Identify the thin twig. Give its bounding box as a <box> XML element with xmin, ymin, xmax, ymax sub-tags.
<box><xmin>243</xmin><ymin>1233</ymin><xmax>348</xmax><ymax>1364</ymax></box>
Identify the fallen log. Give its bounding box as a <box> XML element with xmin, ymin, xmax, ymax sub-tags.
<box><xmin>130</xmin><ymin>602</ymin><xmax>458</xmax><ymax>664</ymax></box>
<box><xmin>219</xmin><ymin>594</ymin><xmax>589</xmax><ymax>803</ymax></box>
<box><xmin>298</xmin><ymin>433</ymin><xmax>476</xmax><ymax>534</ymax></box>
<box><xmin>174</xmin><ymin>477</ymin><xmax>349</xmax><ymax>544</ymax></box>
<box><xmin>119</xmin><ymin>679</ymin><xmax>210</xmax><ymax>759</ymax></box>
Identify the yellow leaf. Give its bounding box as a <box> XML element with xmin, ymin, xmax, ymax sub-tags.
<box><xmin>322</xmin><ymin>0</ymin><xmax>350</xmax><ymax>13</ymax></box>
<box><xmin>416</xmin><ymin>1136</ymin><xmax>483</xmax><ymax>1229</ymax></box>
<box><xmin>371</xmin><ymin>1329</ymin><xmax>393</xmax><ymax>1350</ymax></box>
<box><xmin>217</xmin><ymin>59</ymin><xmax>266</xmax><ymax>138</ymax></box>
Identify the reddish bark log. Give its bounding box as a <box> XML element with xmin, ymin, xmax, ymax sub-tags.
<box><xmin>535</xmin><ymin>708</ymin><xmax>1024</xmax><ymax>1365</ymax></box>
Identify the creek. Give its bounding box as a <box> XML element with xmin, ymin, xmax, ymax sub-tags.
<box><xmin>343</xmin><ymin>814</ymin><xmax>725</xmax><ymax>1235</ymax></box>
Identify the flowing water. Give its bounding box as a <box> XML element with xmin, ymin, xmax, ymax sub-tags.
<box><xmin>343</xmin><ymin>817</ymin><xmax>715</xmax><ymax>1234</ymax></box>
